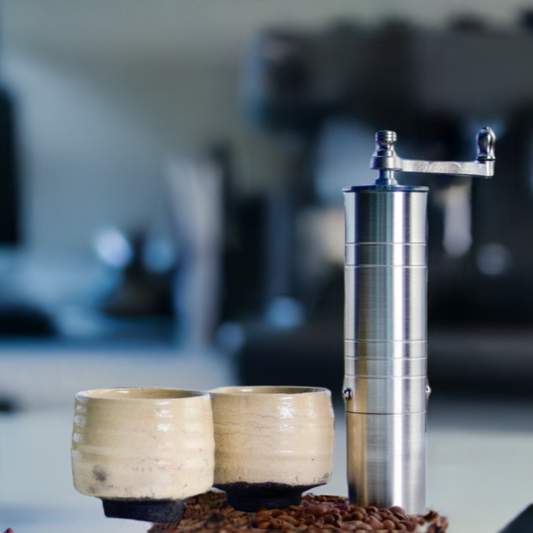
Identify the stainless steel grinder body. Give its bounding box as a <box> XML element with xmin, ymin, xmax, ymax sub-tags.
<box><xmin>343</xmin><ymin>129</ymin><xmax>496</xmax><ymax>514</ymax></box>
<box><xmin>344</xmin><ymin>185</ymin><xmax>428</xmax><ymax>514</ymax></box>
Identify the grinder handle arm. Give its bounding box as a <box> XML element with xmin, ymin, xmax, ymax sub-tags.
<box><xmin>370</xmin><ymin>127</ymin><xmax>496</xmax><ymax>181</ymax></box>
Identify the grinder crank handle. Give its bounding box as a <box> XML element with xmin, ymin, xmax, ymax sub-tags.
<box><xmin>370</xmin><ymin>127</ymin><xmax>496</xmax><ymax>181</ymax></box>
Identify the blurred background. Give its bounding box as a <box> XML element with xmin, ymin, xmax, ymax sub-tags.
<box><xmin>1</xmin><ymin>1</ymin><xmax>533</xmax><ymax>532</ymax></box>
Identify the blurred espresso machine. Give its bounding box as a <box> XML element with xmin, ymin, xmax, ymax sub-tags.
<box><xmin>244</xmin><ymin>19</ymin><xmax>533</xmax><ymax>327</ymax></box>
<box><xmin>237</xmin><ymin>19</ymin><xmax>533</xmax><ymax>399</ymax></box>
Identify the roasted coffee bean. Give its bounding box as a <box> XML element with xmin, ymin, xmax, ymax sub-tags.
<box><xmin>348</xmin><ymin>520</ymin><xmax>371</xmax><ymax>530</ymax></box>
<box><xmin>391</xmin><ymin>505</ymin><xmax>406</xmax><ymax>515</ymax></box>
<box><xmin>426</xmin><ymin>509</ymin><xmax>439</xmax><ymax>521</ymax></box>
<box><xmin>278</xmin><ymin>514</ymin><xmax>297</xmax><ymax>523</ymax></box>
<box><xmin>323</xmin><ymin>514</ymin><xmax>337</xmax><ymax>525</ymax></box>
<box><xmin>387</xmin><ymin>515</ymin><xmax>400</xmax><ymax>526</ymax></box>
<box><xmin>271</xmin><ymin>518</ymin><xmax>283</xmax><ymax>529</ymax></box>
<box><xmin>366</xmin><ymin>517</ymin><xmax>384</xmax><ymax>529</ymax></box>
<box><xmin>309</xmin><ymin>505</ymin><xmax>328</xmax><ymax>517</ymax></box>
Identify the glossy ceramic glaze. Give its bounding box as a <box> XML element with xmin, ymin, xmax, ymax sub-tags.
<box><xmin>210</xmin><ymin>386</ymin><xmax>334</xmax><ymax>509</ymax></box>
<box><xmin>71</xmin><ymin>387</ymin><xmax>214</xmax><ymax>517</ymax></box>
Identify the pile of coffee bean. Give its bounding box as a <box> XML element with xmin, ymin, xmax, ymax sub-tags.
<box><xmin>149</xmin><ymin>492</ymin><xmax>448</xmax><ymax>532</ymax></box>
<box><xmin>253</xmin><ymin>495</ymin><xmax>447</xmax><ymax>531</ymax></box>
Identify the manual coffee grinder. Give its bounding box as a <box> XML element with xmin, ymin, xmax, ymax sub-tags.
<box><xmin>343</xmin><ymin>127</ymin><xmax>496</xmax><ymax>514</ymax></box>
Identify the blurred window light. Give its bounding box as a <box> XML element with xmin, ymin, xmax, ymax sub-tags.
<box><xmin>216</xmin><ymin>322</ymin><xmax>245</xmax><ymax>353</ymax></box>
<box><xmin>315</xmin><ymin>120</ymin><xmax>376</xmax><ymax>206</ymax></box>
<box><xmin>477</xmin><ymin>243</ymin><xmax>512</xmax><ymax>276</ymax></box>
<box><xmin>442</xmin><ymin>184</ymin><xmax>472</xmax><ymax>257</ymax></box>
<box><xmin>94</xmin><ymin>228</ymin><xmax>133</xmax><ymax>268</ymax></box>
<box><xmin>266</xmin><ymin>296</ymin><xmax>305</xmax><ymax>329</ymax></box>
<box><xmin>143</xmin><ymin>238</ymin><xmax>176</xmax><ymax>273</ymax></box>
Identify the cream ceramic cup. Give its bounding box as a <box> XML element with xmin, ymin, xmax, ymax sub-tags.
<box><xmin>210</xmin><ymin>386</ymin><xmax>335</xmax><ymax>511</ymax></box>
<box><xmin>71</xmin><ymin>387</ymin><xmax>215</xmax><ymax>523</ymax></box>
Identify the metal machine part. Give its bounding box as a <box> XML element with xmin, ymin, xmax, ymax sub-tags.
<box><xmin>343</xmin><ymin>127</ymin><xmax>495</xmax><ymax>514</ymax></box>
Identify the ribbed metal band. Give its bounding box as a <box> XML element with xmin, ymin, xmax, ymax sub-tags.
<box><xmin>343</xmin><ymin>374</ymin><xmax>426</xmax><ymax>414</ymax></box>
<box><xmin>344</xmin><ymin>340</ymin><xmax>426</xmax><ymax>359</ymax></box>
<box><xmin>345</xmin><ymin>243</ymin><xmax>426</xmax><ymax>267</ymax></box>
<box><xmin>344</xmin><ymin>356</ymin><xmax>426</xmax><ymax>377</ymax></box>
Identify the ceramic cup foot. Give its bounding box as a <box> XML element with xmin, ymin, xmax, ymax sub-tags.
<box><xmin>217</xmin><ymin>482</ymin><xmax>315</xmax><ymax>512</ymax></box>
<box><xmin>101</xmin><ymin>498</ymin><xmax>184</xmax><ymax>523</ymax></box>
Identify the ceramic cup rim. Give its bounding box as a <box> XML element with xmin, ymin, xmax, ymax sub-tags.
<box><xmin>209</xmin><ymin>385</ymin><xmax>330</xmax><ymax>397</ymax></box>
<box><xmin>76</xmin><ymin>387</ymin><xmax>209</xmax><ymax>402</ymax></box>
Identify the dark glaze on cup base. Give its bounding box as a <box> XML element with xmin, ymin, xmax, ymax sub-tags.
<box><xmin>217</xmin><ymin>482</ymin><xmax>317</xmax><ymax>512</ymax></box>
<box><xmin>101</xmin><ymin>498</ymin><xmax>184</xmax><ymax>523</ymax></box>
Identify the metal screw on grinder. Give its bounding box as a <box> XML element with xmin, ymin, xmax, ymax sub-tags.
<box><xmin>342</xmin><ymin>387</ymin><xmax>353</xmax><ymax>401</ymax></box>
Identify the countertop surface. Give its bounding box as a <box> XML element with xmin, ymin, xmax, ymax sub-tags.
<box><xmin>0</xmin><ymin>347</ymin><xmax>532</xmax><ymax>533</ymax></box>
<box><xmin>2</xmin><ymin>399</ymin><xmax>533</xmax><ymax>533</ymax></box>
